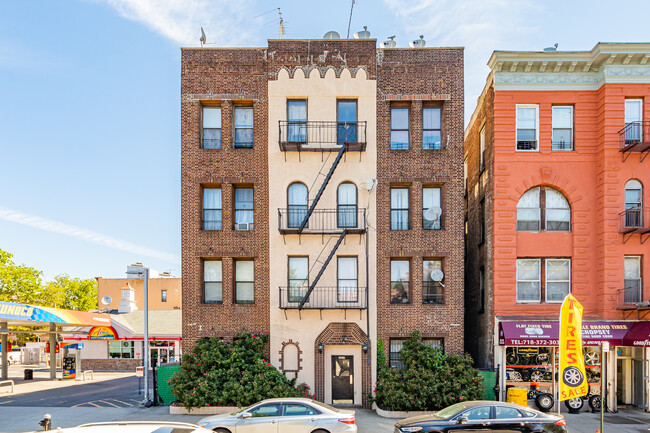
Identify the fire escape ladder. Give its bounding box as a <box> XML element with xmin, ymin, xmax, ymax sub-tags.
<box><xmin>298</xmin><ymin>145</ymin><xmax>347</xmax><ymax>232</ymax></box>
<box><xmin>298</xmin><ymin>229</ymin><xmax>347</xmax><ymax>309</ymax></box>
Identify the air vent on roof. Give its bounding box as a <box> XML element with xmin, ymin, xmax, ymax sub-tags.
<box><xmin>380</xmin><ymin>36</ymin><xmax>396</xmax><ymax>48</ymax></box>
<box><xmin>409</xmin><ymin>35</ymin><xmax>426</xmax><ymax>48</ymax></box>
<box><xmin>353</xmin><ymin>26</ymin><xmax>371</xmax><ymax>39</ymax></box>
<box><xmin>324</xmin><ymin>31</ymin><xmax>341</xmax><ymax>39</ymax></box>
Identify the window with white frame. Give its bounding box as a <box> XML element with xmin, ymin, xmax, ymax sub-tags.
<box><xmin>479</xmin><ymin>125</ymin><xmax>486</xmax><ymax>171</ymax></box>
<box><xmin>422</xmin><ymin>187</ymin><xmax>442</xmax><ymax>230</ymax></box>
<box><xmin>390</xmin><ymin>259</ymin><xmax>410</xmax><ymax>304</ymax></box>
<box><xmin>108</xmin><ymin>341</ymin><xmax>134</xmax><ymax>359</ymax></box>
<box><xmin>390</xmin><ymin>187</ymin><xmax>409</xmax><ymax>230</ymax></box>
<box><xmin>288</xmin><ymin>256</ymin><xmax>308</xmax><ymax>303</ymax></box>
<box><xmin>624</xmin><ymin>179</ymin><xmax>643</xmax><ymax>229</ymax></box>
<box><xmin>161</xmin><ymin>290</ymin><xmax>167</xmax><ymax>302</ymax></box>
<box><xmin>423</xmin><ymin>107</ymin><xmax>442</xmax><ymax>150</ymax></box>
<box><xmin>516</xmin><ymin>186</ymin><xmax>570</xmax><ymax>232</ymax></box>
<box><xmin>337</xmin><ymin>256</ymin><xmax>358</xmax><ymax>302</ymax></box>
<box><xmin>390</xmin><ymin>107</ymin><xmax>410</xmax><ymax>149</ymax></box>
<box><xmin>287</xmin><ymin>100</ymin><xmax>307</xmax><ymax>143</ymax></box>
<box><xmin>552</xmin><ymin>106</ymin><xmax>573</xmax><ymax>150</ymax></box>
<box><xmin>235</xmin><ymin>260</ymin><xmax>254</xmax><ymax>303</ymax></box>
<box><xmin>516</xmin><ymin>105</ymin><xmax>538</xmax><ymax>150</ymax></box>
<box><xmin>234</xmin><ymin>187</ymin><xmax>254</xmax><ymax>230</ymax></box>
<box><xmin>203</xmin><ymin>187</ymin><xmax>222</xmax><ymax>230</ymax></box>
<box><xmin>624</xmin><ymin>99</ymin><xmax>643</xmax><ymax>145</ymax></box>
<box><xmin>202</xmin><ymin>106</ymin><xmax>221</xmax><ymax>149</ymax></box>
<box><xmin>516</xmin><ymin>259</ymin><xmax>541</xmax><ymax>302</ymax></box>
<box><xmin>624</xmin><ymin>256</ymin><xmax>642</xmax><ymax>303</ymax></box>
<box><xmin>389</xmin><ymin>338</ymin><xmax>406</xmax><ymax>369</ymax></box>
<box><xmin>422</xmin><ymin>338</ymin><xmax>444</xmax><ymax>351</ymax></box>
<box><xmin>517</xmin><ymin>258</ymin><xmax>571</xmax><ymax>303</ymax></box>
<box><xmin>234</xmin><ymin>106</ymin><xmax>253</xmax><ymax>148</ymax></box>
<box><xmin>546</xmin><ymin>259</ymin><xmax>570</xmax><ymax>302</ymax></box>
<box><xmin>204</xmin><ymin>260</ymin><xmax>222</xmax><ymax>303</ymax></box>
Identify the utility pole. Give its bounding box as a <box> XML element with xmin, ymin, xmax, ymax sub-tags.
<box><xmin>142</xmin><ymin>267</ymin><xmax>150</xmax><ymax>405</ymax></box>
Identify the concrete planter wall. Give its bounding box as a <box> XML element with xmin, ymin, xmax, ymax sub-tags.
<box><xmin>375</xmin><ymin>406</ymin><xmax>438</xmax><ymax>419</ymax></box>
<box><xmin>169</xmin><ymin>405</ymin><xmax>241</xmax><ymax>415</ymax></box>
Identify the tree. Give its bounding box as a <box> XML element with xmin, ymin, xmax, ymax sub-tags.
<box><xmin>0</xmin><ymin>249</ymin><xmax>46</xmax><ymax>305</ymax></box>
<box><xmin>46</xmin><ymin>275</ymin><xmax>98</xmax><ymax>311</ymax></box>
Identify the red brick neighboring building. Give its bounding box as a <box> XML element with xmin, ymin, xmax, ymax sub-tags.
<box><xmin>464</xmin><ymin>43</ymin><xmax>650</xmax><ymax>410</ymax></box>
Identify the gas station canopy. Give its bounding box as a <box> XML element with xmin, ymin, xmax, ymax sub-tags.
<box><xmin>0</xmin><ymin>300</ymin><xmax>111</xmax><ymax>328</ymax></box>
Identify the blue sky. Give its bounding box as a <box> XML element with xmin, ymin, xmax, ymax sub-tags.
<box><xmin>1</xmin><ymin>0</ymin><xmax>649</xmax><ymax>279</ymax></box>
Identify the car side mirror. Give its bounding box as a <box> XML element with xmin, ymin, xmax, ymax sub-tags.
<box><xmin>457</xmin><ymin>416</ymin><xmax>469</xmax><ymax>424</ymax></box>
<box><xmin>241</xmin><ymin>412</ymin><xmax>252</xmax><ymax>419</ymax></box>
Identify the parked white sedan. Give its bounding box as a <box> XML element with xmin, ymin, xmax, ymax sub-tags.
<box><xmin>26</xmin><ymin>421</ymin><xmax>213</xmax><ymax>433</ymax></box>
<box><xmin>197</xmin><ymin>398</ymin><xmax>357</xmax><ymax>432</ymax></box>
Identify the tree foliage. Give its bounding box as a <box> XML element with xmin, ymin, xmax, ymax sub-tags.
<box><xmin>372</xmin><ymin>331</ymin><xmax>485</xmax><ymax>411</ymax></box>
<box><xmin>170</xmin><ymin>333</ymin><xmax>315</xmax><ymax>409</ymax></box>
<box><xmin>0</xmin><ymin>249</ymin><xmax>97</xmax><ymax>311</ymax></box>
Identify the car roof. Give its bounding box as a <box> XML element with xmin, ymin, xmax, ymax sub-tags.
<box><xmin>256</xmin><ymin>397</ymin><xmax>317</xmax><ymax>404</ymax></box>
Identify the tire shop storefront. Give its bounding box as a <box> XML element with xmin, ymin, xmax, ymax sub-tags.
<box><xmin>496</xmin><ymin>319</ymin><xmax>650</xmax><ymax>412</ymax></box>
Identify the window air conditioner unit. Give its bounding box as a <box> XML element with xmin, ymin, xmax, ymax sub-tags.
<box><xmin>636</xmin><ymin>301</ymin><xmax>650</xmax><ymax>309</ymax></box>
<box><xmin>235</xmin><ymin>222</ymin><xmax>253</xmax><ymax>231</ymax></box>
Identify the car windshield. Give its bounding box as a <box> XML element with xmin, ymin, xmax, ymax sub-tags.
<box><xmin>435</xmin><ymin>403</ymin><xmax>470</xmax><ymax>419</ymax></box>
<box><xmin>231</xmin><ymin>403</ymin><xmax>257</xmax><ymax>415</ymax></box>
<box><xmin>310</xmin><ymin>400</ymin><xmax>340</xmax><ymax>412</ymax></box>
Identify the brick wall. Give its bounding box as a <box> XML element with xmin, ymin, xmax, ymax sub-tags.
<box><xmin>376</xmin><ymin>48</ymin><xmax>465</xmax><ymax>357</ymax></box>
<box><xmin>181</xmin><ymin>48</ymin><xmax>270</xmax><ymax>348</ymax></box>
<box><xmin>82</xmin><ymin>358</ymin><xmax>141</xmax><ymax>371</ymax></box>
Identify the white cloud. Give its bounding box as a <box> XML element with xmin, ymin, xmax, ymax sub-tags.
<box><xmin>102</xmin><ymin>0</ymin><xmax>258</xmax><ymax>47</ymax></box>
<box><xmin>0</xmin><ymin>207</ymin><xmax>180</xmax><ymax>264</ymax></box>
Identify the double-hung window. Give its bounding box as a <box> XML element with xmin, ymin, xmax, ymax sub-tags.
<box><xmin>389</xmin><ymin>338</ymin><xmax>406</xmax><ymax>369</ymax></box>
<box><xmin>516</xmin><ymin>259</ymin><xmax>541</xmax><ymax>302</ymax></box>
<box><xmin>234</xmin><ymin>106</ymin><xmax>253</xmax><ymax>148</ymax></box>
<box><xmin>516</xmin><ymin>105</ymin><xmax>538</xmax><ymax>150</ymax></box>
<box><xmin>337</xmin><ymin>100</ymin><xmax>358</xmax><ymax>144</ymax></box>
<box><xmin>479</xmin><ymin>126</ymin><xmax>486</xmax><ymax>172</ymax></box>
<box><xmin>287</xmin><ymin>100</ymin><xmax>307</xmax><ymax>143</ymax></box>
<box><xmin>287</xmin><ymin>183</ymin><xmax>308</xmax><ymax>228</ymax></box>
<box><xmin>390</xmin><ymin>259</ymin><xmax>410</xmax><ymax>304</ymax></box>
<box><xmin>423</xmin><ymin>107</ymin><xmax>441</xmax><ymax>149</ymax></box>
<box><xmin>204</xmin><ymin>260</ymin><xmax>222</xmax><ymax>303</ymax></box>
<box><xmin>423</xmin><ymin>259</ymin><xmax>443</xmax><ymax>304</ymax></box>
<box><xmin>516</xmin><ymin>258</ymin><xmax>571</xmax><ymax>303</ymax></box>
<box><xmin>545</xmin><ymin>259</ymin><xmax>570</xmax><ymax>302</ymax></box>
<box><xmin>624</xmin><ymin>99</ymin><xmax>643</xmax><ymax>145</ymax></box>
<box><xmin>422</xmin><ymin>338</ymin><xmax>443</xmax><ymax>351</ymax></box>
<box><xmin>624</xmin><ymin>256</ymin><xmax>642</xmax><ymax>303</ymax></box>
<box><xmin>288</xmin><ymin>257</ymin><xmax>308</xmax><ymax>303</ymax></box>
<box><xmin>161</xmin><ymin>290</ymin><xmax>167</xmax><ymax>302</ymax></box>
<box><xmin>337</xmin><ymin>257</ymin><xmax>358</xmax><ymax>302</ymax></box>
<box><xmin>422</xmin><ymin>187</ymin><xmax>442</xmax><ymax>230</ymax></box>
<box><xmin>234</xmin><ymin>187</ymin><xmax>254</xmax><ymax>230</ymax></box>
<box><xmin>203</xmin><ymin>188</ymin><xmax>222</xmax><ymax>230</ymax></box>
<box><xmin>202</xmin><ymin>106</ymin><xmax>221</xmax><ymax>149</ymax></box>
<box><xmin>390</xmin><ymin>187</ymin><xmax>409</xmax><ymax>230</ymax></box>
<box><xmin>235</xmin><ymin>260</ymin><xmax>254</xmax><ymax>303</ymax></box>
<box><xmin>390</xmin><ymin>107</ymin><xmax>409</xmax><ymax>149</ymax></box>
<box><xmin>337</xmin><ymin>183</ymin><xmax>358</xmax><ymax>228</ymax></box>
<box><xmin>552</xmin><ymin>106</ymin><xmax>573</xmax><ymax>150</ymax></box>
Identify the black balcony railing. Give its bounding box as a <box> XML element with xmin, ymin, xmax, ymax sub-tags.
<box><xmin>619</xmin><ymin>121</ymin><xmax>650</xmax><ymax>157</ymax></box>
<box><xmin>279</xmin><ymin>286</ymin><xmax>367</xmax><ymax>309</ymax></box>
<box><xmin>423</xmin><ymin>281</ymin><xmax>444</xmax><ymax>304</ymax></box>
<box><xmin>278</xmin><ymin>121</ymin><xmax>367</xmax><ymax>151</ymax></box>
<box><xmin>619</xmin><ymin>207</ymin><xmax>650</xmax><ymax>234</ymax></box>
<box><xmin>278</xmin><ymin>208</ymin><xmax>366</xmax><ymax>234</ymax></box>
<box><xmin>617</xmin><ymin>284</ymin><xmax>650</xmax><ymax>310</ymax></box>
<box><xmin>552</xmin><ymin>141</ymin><xmax>573</xmax><ymax>151</ymax></box>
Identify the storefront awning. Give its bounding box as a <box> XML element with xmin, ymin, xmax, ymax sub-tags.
<box><xmin>622</xmin><ymin>321</ymin><xmax>650</xmax><ymax>347</ymax></box>
<box><xmin>0</xmin><ymin>300</ymin><xmax>110</xmax><ymax>328</ymax></box>
<box><xmin>498</xmin><ymin>320</ymin><xmax>634</xmax><ymax>346</ymax></box>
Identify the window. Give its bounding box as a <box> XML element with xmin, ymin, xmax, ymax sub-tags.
<box><xmin>422</xmin><ymin>338</ymin><xmax>444</xmax><ymax>351</ymax></box>
<box><xmin>463</xmin><ymin>158</ymin><xmax>468</xmax><ymax>196</ymax></box>
<box><xmin>390</xmin><ymin>187</ymin><xmax>409</xmax><ymax>230</ymax></box>
<box><xmin>337</xmin><ymin>100</ymin><xmax>358</xmax><ymax>144</ymax></box>
<box><xmin>423</xmin><ymin>259</ymin><xmax>443</xmax><ymax>304</ymax></box>
<box><xmin>288</xmin><ymin>257</ymin><xmax>308</xmax><ymax>303</ymax></box>
<box><xmin>516</xmin><ymin>186</ymin><xmax>570</xmax><ymax>232</ymax></box>
<box><xmin>337</xmin><ymin>182</ymin><xmax>358</xmax><ymax>228</ymax></box>
<box><xmin>234</xmin><ymin>106</ymin><xmax>253</xmax><ymax>148</ymax></box>
<box><xmin>624</xmin><ymin>256</ymin><xmax>642</xmax><ymax>303</ymax></box>
<box><xmin>282</xmin><ymin>404</ymin><xmax>318</xmax><ymax>416</ymax></box>
<box><xmin>624</xmin><ymin>180</ymin><xmax>643</xmax><ymax>228</ymax></box>
<box><xmin>204</xmin><ymin>260</ymin><xmax>222</xmax><ymax>303</ymax></box>
<box><xmin>516</xmin><ymin>105</ymin><xmax>538</xmax><ymax>150</ymax></box>
<box><xmin>161</xmin><ymin>290</ymin><xmax>167</xmax><ymax>302</ymax></box>
<box><xmin>479</xmin><ymin>267</ymin><xmax>485</xmax><ymax>314</ymax></box>
<box><xmin>287</xmin><ymin>100</ymin><xmax>307</xmax><ymax>143</ymax></box>
<box><xmin>495</xmin><ymin>406</ymin><xmax>523</xmax><ymax>419</ymax></box>
<box><xmin>389</xmin><ymin>338</ymin><xmax>406</xmax><ymax>369</ymax></box>
<box><xmin>463</xmin><ymin>406</ymin><xmax>492</xmax><ymax>420</ymax></box>
<box><xmin>517</xmin><ymin>258</ymin><xmax>571</xmax><ymax>303</ymax></box>
<box><xmin>479</xmin><ymin>198</ymin><xmax>485</xmax><ymax>244</ymax></box>
<box><xmin>422</xmin><ymin>187</ymin><xmax>442</xmax><ymax>229</ymax></box>
<box><xmin>287</xmin><ymin>182</ymin><xmax>308</xmax><ymax>228</ymax></box>
<box><xmin>516</xmin><ymin>259</ymin><xmax>541</xmax><ymax>302</ymax></box>
<box><xmin>235</xmin><ymin>260</ymin><xmax>254</xmax><ymax>303</ymax></box>
<box><xmin>202</xmin><ymin>188</ymin><xmax>222</xmax><ymax>230</ymax></box>
<box><xmin>108</xmin><ymin>341</ymin><xmax>134</xmax><ymax>359</ymax></box>
<box><xmin>202</xmin><ymin>106</ymin><xmax>221</xmax><ymax>149</ymax></box>
<box><xmin>337</xmin><ymin>257</ymin><xmax>358</xmax><ymax>302</ymax></box>
<box><xmin>390</xmin><ymin>259</ymin><xmax>410</xmax><ymax>304</ymax></box>
<box><xmin>546</xmin><ymin>259</ymin><xmax>570</xmax><ymax>302</ymax></box>
<box><xmin>624</xmin><ymin>99</ymin><xmax>643</xmax><ymax>144</ymax></box>
<box><xmin>234</xmin><ymin>187</ymin><xmax>254</xmax><ymax>230</ymax></box>
<box><xmin>390</xmin><ymin>107</ymin><xmax>409</xmax><ymax>149</ymax></box>
<box><xmin>552</xmin><ymin>106</ymin><xmax>573</xmax><ymax>150</ymax></box>
<box><xmin>423</xmin><ymin>107</ymin><xmax>442</xmax><ymax>149</ymax></box>
<box><xmin>479</xmin><ymin>125</ymin><xmax>486</xmax><ymax>171</ymax></box>
<box><xmin>248</xmin><ymin>403</ymin><xmax>281</xmax><ymax>417</ymax></box>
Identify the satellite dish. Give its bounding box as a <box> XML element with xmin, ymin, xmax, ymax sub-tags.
<box><xmin>101</xmin><ymin>296</ymin><xmax>112</xmax><ymax>306</ymax></box>
<box><xmin>353</xmin><ymin>26</ymin><xmax>371</xmax><ymax>39</ymax></box>
<box><xmin>324</xmin><ymin>31</ymin><xmax>341</xmax><ymax>40</ymax></box>
<box><xmin>359</xmin><ymin>178</ymin><xmax>377</xmax><ymax>191</ymax></box>
<box><xmin>380</xmin><ymin>36</ymin><xmax>396</xmax><ymax>49</ymax></box>
<box><xmin>200</xmin><ymin>27</ymin><xmax>207</xmax><ymax>47</ymax></box>
<box><xmin>409</xmin><ymin>35</ymin><xmax>426</xmax><ymax>48</ymax></box>
<box><xmin>423</xmin><ymin>206</ymin><xmax>442</xmax><ymax>222</ymax></box>
<box><xmin>430</xmin><ymin>269</ymin><xmax>444</xmax><ymax>282</ymax></box>
<box><xmin>543</xmin><ymin>43</ymin><xmax>559</xmax><ymax>52</ymax></box>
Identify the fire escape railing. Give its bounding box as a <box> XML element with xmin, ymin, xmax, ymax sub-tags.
<box><xmin>619</xmin><ymin>121</ymin><xmax>650</xmax><ymax>161</ymax></box>
<box><xmin>278</xmin><ymin>120</ymin><xmax>367</xmax><ymax>151</ymax></box>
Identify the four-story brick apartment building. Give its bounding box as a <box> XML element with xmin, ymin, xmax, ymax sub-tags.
<box><xmin>181</xmin><ymin>36</ymin><xmax>465</xmax><ymax>407</ymax></box>
<box><xmin>465</xmin><ymin>43</ymin><xmax>650</xmax><ymax>410</ymax></box>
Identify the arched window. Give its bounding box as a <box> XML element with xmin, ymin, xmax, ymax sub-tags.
<box><xmin>337</xmin><ymin>182</ymin><xmax>357</xmax><ymax>228</ymax></box>
<box><xmin>517</xmin><ymin>186</ymin><xmax>570</xmax><ymax>232</ymax></box>
<box><xmin>287</xmin><ymin>182</ymin><xmax>308</xmax><ymax>228</ymax></box>
<box><xmin>624</xmin><ymin>180</ymin><xmax>643</xmax><ymax>228</ymax></box>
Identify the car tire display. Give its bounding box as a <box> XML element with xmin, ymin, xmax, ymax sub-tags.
<box><xmin>588</xmin><ymin>395</ymin><xmax>601</xmax><ymax>412</ymax></box>
<box><xmin>535</xmin><ymin>393</ymin><xmax>554</xmax><ymax>412</ymax></box>
<box><xmin>565</xmin><ymin>397</ymin><xmax>584</xmax><ymax>413</ymax></box>
<box><xmin>530</xmin><ymin>370</ymin><xmax>545</xmax><ymax>382</ymax></box>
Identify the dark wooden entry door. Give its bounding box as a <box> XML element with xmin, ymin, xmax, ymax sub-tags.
<box><xmin>332</xmin><ymin>355</ymin><xmax>354</xmax><ymax>404</ymax></box>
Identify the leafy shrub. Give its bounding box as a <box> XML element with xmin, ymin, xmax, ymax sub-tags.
<box><xmin>170</xmin><ymin>333</ymin><xmax>315</xmax><ymax>409</ymax></box>
<box><xmin>372</xmin><ymin>332</ymin><xmax>484</xmax><ymax>411</ymax></box>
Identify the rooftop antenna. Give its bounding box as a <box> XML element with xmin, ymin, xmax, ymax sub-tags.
<box><xmin>353</xmin><ymin>26</ymin><xmax>370</xmax><ymax>39</ymax></box>
<box><xmin>101</xmin><ymin>295</ymin><xmax>112</xmax><ymax>306</ymax></box>
<box><xmin>199</xmin><ymin>27</ymin><xmax>216</xmax><ymax>47</ymax></box>
<box><xmin>324</xmin><ymin>30</ymin><xmax>341</xmax><ymax>39</ymax></box>
<box><xmin>409</xmin><ymin>35</ymin><xmax>426</xmax><ymax>48</ymax></box>
<box><xmin>346</xmin><ymin>0</ymin><xmax>356</xmax><ymax>38</ymax></box>
<box><xmin>380</xmin><ymin>35</ymin><xmax>396</xmax><ymax>48</ymax></box>
<box><xmin>278</xmin><ymin>8</ymin><xmax>285</xmax><ymax>39</ymax></box>
<box><xmin>543</xmin><ymin>43</ymin><xmax>559</xmax><ymax>52</ymax></box>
